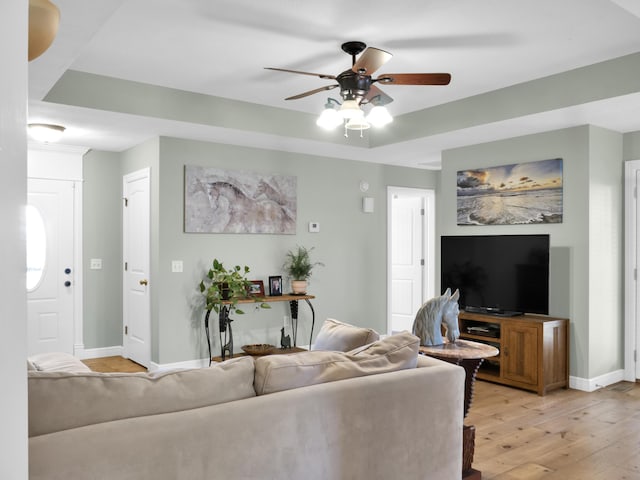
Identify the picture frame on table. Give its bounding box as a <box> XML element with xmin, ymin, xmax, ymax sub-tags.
<box><xmin>248</xmin><ymin>280</ymin><xmax>265</xmax><ymax>297</ymax></box>
<box><xmin>269</xmin><ymin>276</ymin><xmax>283</xmax><ymax>296</ymax></box>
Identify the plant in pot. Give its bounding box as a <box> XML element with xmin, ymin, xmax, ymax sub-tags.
<box><xmin>198</xmin><ymin>259</ymin><xmax>269</xmax><ymax>315</ymax></box>
<box><xmin>283</xmin><ymin>246</ymin><xmax>324</xmax><ymax>295</ymax></box>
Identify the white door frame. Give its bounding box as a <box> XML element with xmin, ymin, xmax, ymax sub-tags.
<box><xmin>624</xmin><ymin>159</ymin><xmax>640</xmax><ymax>381</ymax></box>
<box><xmin>387</xmin><ymin>186</ymin><xmax>435</xmax><ymax>334</ymax></box>
<box><xmin>27</xmin><ymin>144</ymin><xmax>86</xmax><ymax>355</ymax></box>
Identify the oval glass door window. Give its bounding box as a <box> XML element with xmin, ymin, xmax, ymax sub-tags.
<box><xmin>26</xmin><ymin>205</ymin><xmax>47</xmax><ymax>291</ymax></box>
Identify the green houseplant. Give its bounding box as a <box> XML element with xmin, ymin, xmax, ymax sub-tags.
<box><xmin>198</xmin><ymin>259</ymin><xmax>268</xmax><ymax>315</ymax></box>
<box><xmin>283</xmin><ymin>246</ymin><xmax>324</xmax><ymax>294</ymax></box>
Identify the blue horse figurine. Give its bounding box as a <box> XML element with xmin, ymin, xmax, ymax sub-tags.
<box><xmin>412</xmin><ymin>288</ymin><xmax>461</xmax><ymax>346</ymax></box>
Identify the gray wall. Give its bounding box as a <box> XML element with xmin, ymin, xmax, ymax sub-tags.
<box><xmin>83</xmin><ymin>126</ymin><xmax>630</xmax><ymax>378</ymax></box>
<box><xmin>439</xmin><ymin>125</ymin><xmax>623</xmax><ymax>380</ymax></box>
<box><xmin>624</xmin><ymin>131</ymin><xmax>640</xmax><ymax>160</ymax></box>
<box><xmin>83</xmin><ymin>150</ymin><xmax>123</xmax><ymax>348</ymax></box>
<box><xmin>83</xmin><ymin>136</ymin><xmax>437</xmax><ymax>364</ymax></box>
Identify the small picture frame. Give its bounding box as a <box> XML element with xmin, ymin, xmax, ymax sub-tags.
<box><xmin>248</xmin><ymin>280</ymin><xmax>265</xmax><ymax>297</ymax></box>
<box><xmin>269</xmin><ymin>276</ymin><xmax>283</xmax><ymax>296</ymax></box>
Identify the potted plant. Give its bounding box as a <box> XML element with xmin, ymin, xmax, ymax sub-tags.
<box><xmin>283</xmin><ymin>245</ymin><xmax>324</xmax><ymax>294</ymax></box>
<box><xmin>198</xmin><ymin>259</ymin><xmax>268</xmax><ymax>315</ymax></box>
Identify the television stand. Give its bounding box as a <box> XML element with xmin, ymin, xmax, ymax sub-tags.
<box><xmin>458</xmin><ymin>311</ymin><xmax>569</xmax><ymax>395</ymax></box>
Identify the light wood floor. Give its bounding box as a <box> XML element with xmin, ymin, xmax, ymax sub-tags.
<box><xmin>467</xmin><ymin>380</ymin><xmax>640</xmax><ymax>480</ymax></box>
<box><xmin>83</xmin><ymin>356</ymin><xmax>640</xmax><ymax>479</ymax></box>
<box><xmin>82</xmin><ymin>356</ymin><xmax>147</xmax><ymax>373</ymax></box>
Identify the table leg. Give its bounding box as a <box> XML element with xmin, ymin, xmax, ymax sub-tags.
<box><xmin>289</xmin><ymin>300</ymin><xmax>299</xmax><ymax>347</ymax></box>
<box><xmin>304</xmin><ymin>299</ymin><xmax>315</xmax><ymax>347</ymax></box>
<box><xmin>428</xmin><ymin>355</ymin><xmax>484</xmax><ymax>479</ymax></box>
<box><xmin>218</xmin><ymin>306</ymin><xmax>234</xmax><ymax>361</ymax></box>
<box><xmin>288</xmin><ymin>299</ymin><xmax>316</xmax><ymax>348</ymax></box>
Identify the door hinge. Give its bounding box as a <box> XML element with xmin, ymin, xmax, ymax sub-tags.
<box><xmin>635</xmin><ymin>268</ymin><xmax>637</xmax><ymax>281</ymax></box>
<box><xmin>421</xmin><ymin>208</ymin><xmax>425</xmax><ymax>216</ymax></box>
<box><xmin>124</xmin><ymin>262</ymin><xmax>128</xmax><ymax>271</ymax></box>
<box><xmin>124</xmin><ymin>325</ymin><xmax>128</xmax><ymax>335</ymax></box>
<box><xmin>635</xmin><ymin>350</ymin><xmax>637</xmax><ymax>362</ymax></box>
<box><xmin>421</xmin><ymin>259</ymin><xmax>425</xmax><ymax>266</ymax></box>
<box><xmin>123</xmin><ymin>197</ymin><xmax>128</xmax><ymax>207</ymax></box>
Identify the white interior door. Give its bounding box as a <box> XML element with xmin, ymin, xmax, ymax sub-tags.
<box><xmin>388</xmin><ymin>187</ymin><xmax>434</xmax><ymax>334</ymax></box>
<box><xmin>123</xmin><ymin>168</ymin><xmax>151</xmax><ymax>367</ymax></box>
<box><xmin>27</xmin><ymin>179</ymin><xmax>75</xmax><ymax>355</ymax></box>
<box><xmin>624</xmin><ymin>160</ymin><xmax>640</xmax><ymax>381</ymax></box>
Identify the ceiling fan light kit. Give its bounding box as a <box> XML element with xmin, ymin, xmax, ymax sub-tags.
<box><xmin>266</xmin><ymin>41</ymin><xmax>451</xmax><ymax>138</ymax></box>
<box><xmin>367</xmin><ymin>105</ymin><xmax>393</xmax><ymax>127</ymax></box>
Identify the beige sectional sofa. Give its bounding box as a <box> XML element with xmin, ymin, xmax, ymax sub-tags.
<box><xmin>28</xmin><ymin>327</ymin><xmax>465</xmax><ymax>480</ymax></box>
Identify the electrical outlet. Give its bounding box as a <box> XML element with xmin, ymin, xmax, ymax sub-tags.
<box><xmin>90</xmin><ymin>258</ymin><xmax>102</xmax><ymax>270</ymax></box>
<box><xmin>171</xmin><ymin>260</ymin><xmax>183</xmax><ymax>273</ymax></box>
<box><xmin>309</xmin><ymin>221</ymin><xmax>320</xmax><ymax>233</ymax></box>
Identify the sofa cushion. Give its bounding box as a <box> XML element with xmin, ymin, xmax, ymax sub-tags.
<box><xmin>312</xmin><ymin>318</ymin><xmax>380</xmax><ymax>351</ymax></box>
<box><xmin>254</xmin><ymin>331</ymin><xmax>419</xmax><ymax>395</ymax></box>
<box><xmin>27</xmin><ymin>352</ymin><xmax>91</xmax><ymax>373</ymax></box>
<box><xmin>28</xmin><ymin>356</ymin><xmax>256</xmax><ymax>437</ymax></box>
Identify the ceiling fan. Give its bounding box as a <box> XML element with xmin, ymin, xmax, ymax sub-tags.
<box><xmin>265</xmin><ymin>41</ymin><xmax>452</xmax><ymax>107</ymax></box>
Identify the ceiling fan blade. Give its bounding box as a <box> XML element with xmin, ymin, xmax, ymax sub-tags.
<box><xmin>352</xmin><ymin>47</ymin><xmax>392</xmax><ymax>75</ymax></box>
<box><xmin>363</xmin><ymin>85</ymin><xmax>394</xmax><ymax>106</ymax></box>
<box><xmin>285</xmin><ymin>84</ymin><xmax>339</xmax><ymax>100</ymax></box>
<box><xmin>265</xmin><ymin>67</ymin><xmax>336</xmax><ymax>80</ymax></box>
<box><xmin>376</xmin><ymin>73</ymin><xmax>451</xmax><ymax>85</ymax></box>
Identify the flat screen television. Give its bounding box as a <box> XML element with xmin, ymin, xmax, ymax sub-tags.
<box><xmin>440</xmin><ymin>234</ymin><xmax>550</xmax><ymax>316</ymax></box>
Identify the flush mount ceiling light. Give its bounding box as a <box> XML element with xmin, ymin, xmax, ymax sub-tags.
<box><xmin>266</xmin><ymin>40</ymin><xmax>451</xmax><ymax>138</ymax></box>
<box><xmin>28</xmin><ymin>123</ymin><xmax>66</xmax><ymax>143</ymax></box>
<box><xmin>28</xmin><ymin>0</ymin><xmax>60</xmax><ymax>61</ymax></box>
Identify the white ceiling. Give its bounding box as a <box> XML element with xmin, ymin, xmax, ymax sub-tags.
<box><xmin>27</xmin><ymin>0</ymin><xmax>640</xmax><ymax>169</ymax></box>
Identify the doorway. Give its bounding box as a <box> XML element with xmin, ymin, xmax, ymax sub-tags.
<box><xmin>387</xmin><ymin>187</ymin><xmax>435</xmax><ymax>334</ymax></box>
<box><xmin>624</xmin><ymin>159</ymin><xmax>640</xmax><ymax>381</ymax></box>
<box><xmin>122</xmin><ymin>168</ymin><xmax>151</xmax><ymax>367</ymax></box>
<box><xmin>27</xmin><ymin>178</ymin><xmax>76</xmax><ymax>355</ymax></box>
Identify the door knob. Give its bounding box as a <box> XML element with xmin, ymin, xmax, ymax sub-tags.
<box><xmin>139</xmin><ymin>279</ymin><xmax>148</xmax><ymax>286</ymax></box>
<box><xmin>64</xmin><ymin>281</ymin><xmax>71</xmax><ymax>287</ymax></box>
<box><xmin>64</xmin><ymin>268</ymin><xmax>71</xmax><ymax>274</ymax></box>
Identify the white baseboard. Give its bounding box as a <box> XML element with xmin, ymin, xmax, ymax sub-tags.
<box><xmin>148</xmin><ymin>358</ymin><xmax>211</xmax><ymax>372</ymax></box>
<box><xmin>570</xmin><ymin>369</ymin><xmax>625</xmax><ymax>392</ymax></box>
<box><xmin>74</xmin><ymin>345</ymin><xmax>123</xmax><ymax>360</ymax></box>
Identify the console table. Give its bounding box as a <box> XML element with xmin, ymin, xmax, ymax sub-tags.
<box><xmin>204</xmin><ymin>294</ymin><xmax>315</xmax><ymax>364</ymax></box>
<box><xmin>419</xmin><ymin>339</ymin><xmax>499</xmax><ymax>480</ymax></box>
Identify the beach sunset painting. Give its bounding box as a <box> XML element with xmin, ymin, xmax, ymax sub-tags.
<box><xmin>457</xmin><ymin>158</ymin><xmax>563</xmax><ymax>225</ymax></box>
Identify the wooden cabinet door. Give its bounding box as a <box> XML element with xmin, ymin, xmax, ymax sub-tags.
<box><xmin>502</xmin><ymin>323</ymin><xmax>538</xmax><ymax>385</ymax></box>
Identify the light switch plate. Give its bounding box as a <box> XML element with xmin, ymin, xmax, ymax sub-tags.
<box><xmin>171</xmin><ymin>260</ymin><xmax>183</xmax><ymax>273</ymax></box>
<box><xmin>90</xmin><ymin>258</ymin><xmax>102</xmax><ymax>270</ymax></box>
<box><xmin>308</xmin><ymin>221</ymin><xmax>320</xmax><ymax>233</ymax></box>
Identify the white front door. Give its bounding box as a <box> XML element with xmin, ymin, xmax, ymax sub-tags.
<box><xmin>388</xmin><ymin>187</ymin><xmax>435</xmax><ymax>334</ymax></box>
<box><xmin>27</xmin><ymin>179</ymin><xmax>75</xmax><ymax>355</ymax></box>
<box><xmin>123</xmin><ymin>168</ymin><xmax>151</xmax><ymax>367</ymax></box>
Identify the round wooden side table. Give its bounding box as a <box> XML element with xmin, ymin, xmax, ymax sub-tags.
<box><xmin>419</xmin><ymin>339</ymin><xmax>499</xmax><ymax>480</ymax></box>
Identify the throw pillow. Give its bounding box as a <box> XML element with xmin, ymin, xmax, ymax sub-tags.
<box><xmin>254</xmin><ymin>331</ymin><xmax>419</xmax><ymax>395</ymax></box>
<box><xmin>312</xmin><ymin>318</ymin><xmax>379</xmax><ymax>351</ymax></box>
<box><xmin>27</xmin><ymin>351</ymin><xmax>91</xmax><ymax>373</ymax></box>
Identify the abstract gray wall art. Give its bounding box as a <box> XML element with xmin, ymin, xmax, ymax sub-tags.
<box><xmin>185</xmin><ymin>166</ymin><xmax>297</xmax><ymax>234</ymax></box>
